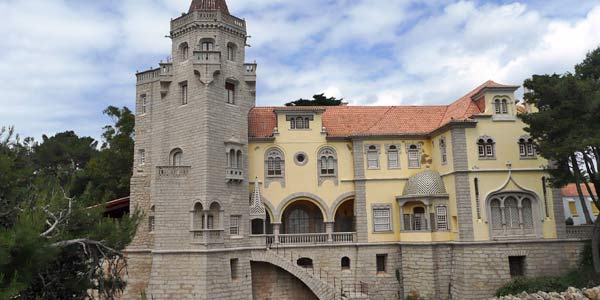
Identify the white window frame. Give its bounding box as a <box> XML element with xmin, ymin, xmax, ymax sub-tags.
<box><xmin>366</xmin><ymin>145</ymin><xmax>380</xmax><ymax>169</ymax></box>
<box><xmin>407</xmin><ymin>144</ymin><xmax>421</xmax><ymax>169</ymax></box>
<box><xmin>139</xmin><ymin>149</ymin><xmax>146</xmax><ymax>166</ymax></box>
<box><xmin>477</xmin><ymin>136</ymin><xmax>496</xmax><ymax>160</ymax></box>
<box><xmin>386</xmin><ymin>144</ymin><xmax>400</xmax><ymax>169</ymax></box>
<box><xmin>230</xmin><ymin>215</ymin><xmax>241</xmax><ymax>236</ymax></box>
<box><xmin>372</xmin><ymin>205</ymin><xmax>392</xmax><ymax>232</ymax></box>
<box><xmin>436</xmin><ymin>206</ymin><xmax>448</xmax><ymax>231</ymax></box>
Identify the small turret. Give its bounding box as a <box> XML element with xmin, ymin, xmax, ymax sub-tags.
<box><xmin>189</xmin><ymin>0</ymin><xmax>230</xmax><ymax>14</ymax></box>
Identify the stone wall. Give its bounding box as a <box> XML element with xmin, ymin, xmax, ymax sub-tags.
<box><xmin>251</xmin><ymin>262</ymin><xmax>318</xmax><ymax>300</ymax></box>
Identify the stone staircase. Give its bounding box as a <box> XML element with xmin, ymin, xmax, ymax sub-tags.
<box><xmin>251</xmin><ymin>249</ymin><xmax>369</xmax><ymax>300</ymax></box>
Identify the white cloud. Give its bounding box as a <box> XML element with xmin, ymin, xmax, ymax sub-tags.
<box><xmin>1</xmin><ymin>0</ymin><xmax>600</xmax><ymax>140</ymax></box>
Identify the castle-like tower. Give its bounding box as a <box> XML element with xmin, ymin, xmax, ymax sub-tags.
<box><xmin>125</xmin><ymin>1</ymin><xmax>259</xmax><ymax>298</ymax></box>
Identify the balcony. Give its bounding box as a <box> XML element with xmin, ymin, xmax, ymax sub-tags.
<box><xmin>244</xmin><ymin>63</ymin><xmax>257</xmax><ymax>83</ymax></box>
<box><xmin>157</xmin><ymin>166</ymin><xmax>191</xmax><ymax>178</ymax></box>
<box><xmin>191</xmin><ymin>229</ymin><xmax>224</xmax><ymax>245</ymax></box>
<box><xmin>194</xmin><ymin>51</ymin><xmax>221</xmax><ymax>65</ymax></box>
<box><xmin>264</xmin><ymin>232</ymin><xmax>356</xmax><ymax>246</ymax></box>
<box><xmin>225</xmin><ymin>168</ymin><xmax>244</xmax><ymax>183</ymax></box>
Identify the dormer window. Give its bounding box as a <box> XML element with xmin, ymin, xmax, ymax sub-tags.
<box><xmin>494</xmin><ymin>98</ymin><xmax>510</xmax><ymax>114</ymax></box>
<box><xmin>518</xmin><ymin>136</ymin><xmax>536</xmax><ymax>158</ymax></box>
<box><xmin>287</xmin><ymin>115</ymin><xmax>313</xmax><ymax>130</ymax></box>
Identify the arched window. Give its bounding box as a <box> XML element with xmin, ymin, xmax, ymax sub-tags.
<box><xmin>208</xmin><ymin>202</ymin><xmax>221</xmax><ymax>230</ymax></box>
<box><xmin>193</xmin><ymin>203</ymin><xmax>203</xmax><ymax>230</ymax></box>
<box><xmin>494</xmin><ymin>99</ymin><xmax>501</xmax><ymax>114</ymax></box>
<box><xmin>171</xmin><ymin>149</ymin><xmax>183</xmax><ymax>166</ymax></box>
<box><xmin>227</xmin><ymin>43</ymin><xmax>237</xmax><ymax>61</ymax></box>
<box><xmin>200</xmin><ymin>38</ymin><xmax>215</xmax><ymax>60</ymax></box>
<box><xmin>319</xmin><ymin>147</ymin><xmax>336</xmax><ymax>175</ymax></box>
<box><xmin>295</xmin><ymin>117</ymin><xmax>305</xmax><ymax>129</ymax></box>
<box><xmin>179</xmin><ymin>42</ymin><xmax>189</xmax><ymax>60</ymax></box>
<box><xmin>477</xmin><ymin>137</ymin><xmax>495</xmax><ymax>159</ymax></box>
<box><xmin>236</xmin><ymin>150</ymin><xmax>243</xmax><ymax>169</ymax></box>
<box><xmin>522</xmin><ymin>198</ymin><xmax>533</xmax><ymax>232</ymax></box>
<box><xmin>518</xmin><ymin>137</ymin><xmax>536</xmax><ymax>158</ymax></box>
<box><xmin>505</xmin><ymin>197</ymin><xmax>519</xmax><ymax>229</ymax></box>
<box><xmin>266</xmin><ymin>148</ymin><xmax>284</xmax><ymax>177</ymax></box>
<box><xmin>341</xmin><ymin>257</ymin><xmax>351</xmax><ymax>270</ymax></box>
<box><xmin>501</xmin><ymin>99</ymin><xmax>508</xmax><ymax>114</ymax></box>
<box><xmin>407</xmin><ymin>144</ymin><xmax>421</xmax><ymax>168</ymax></box>
<box><xmin>490</xmin><ymin>199</ymin><xmax>502</xmax><ymax>231</ymax></box>
<box><xmin>439</xmin><ymin>137</ymin><xmax>447</xmax><ymax>164</ymax></box>
<box><xmin>226</xmin><ymin>81</ymin><xmax>236</xmax><ymax>104</ymax></box>
<box><xmin>229</xmin><ymin>149</ymin><xmax>236</xmax><ymax>168</ymax></box>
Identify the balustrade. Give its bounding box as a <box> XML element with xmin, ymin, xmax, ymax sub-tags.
<box><xmin>157</xmin><ymin>166</ymin><xmax>190</xmax><ymax>178</ymax></box>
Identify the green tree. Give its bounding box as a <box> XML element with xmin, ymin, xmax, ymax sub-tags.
<box><xmin>521</xmin><ymin>47</ymin><xmax>600</xmax><ymax>273</ymax></box>
<box><xmin>285</xmin><ymin>93</ymin><xmax>344</xmax><ymax>106</ymax></box>
<box><xmin>0</xmin><ymin>128</ymin><xmax>139</xmax><ymax>300</ymax></box>
<box><xmin>81</xmin><ymin>106</ymin><xmax>135</xmax><ymax>205</ymax></box>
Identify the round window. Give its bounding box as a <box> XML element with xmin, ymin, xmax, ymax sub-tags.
<box><xmin>294</xmin><ymin>152</ymin><xmax>308</xmax><ymax>166</ymax></box>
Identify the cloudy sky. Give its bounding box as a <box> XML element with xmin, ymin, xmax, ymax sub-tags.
<box><xmin>1</xmin><ymin>0</ymin><xmax>600</xmax><ymax>140</ymax></box>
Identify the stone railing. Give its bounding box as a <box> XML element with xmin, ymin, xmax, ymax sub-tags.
<box><xmin>157</xmin><ymin>166</ymin><xmax>191</xmax><ymax>178</ymax></box>
<box><xmin>194</xmin><ymin>51</ymin><xmax>221</xmax><ymax>64</ymax></box>
<box><xmin>332</xmin><ymin>232</ymin><xmax>355</xmax><ymax>243</ymax></box>
<box><xmin>191</xmin><ymin>229</ymin><xmax>224</xmax><ymax>244</ymax></box>
<box><xmin>566</xmin><ymin>225</ymin><xmax>594</xmax><ymax>240</ymax></box>
<box><xmin>225</xmin><ymin>168</ymin><xmax>244</xmax><ymax>182</ymax></box>
<box><xmin>278</xmin><ymin>233</ymin><xmax>329</xmax><ymax>245</ymax></box>
<box><xmin>245</xmin><ymin>63</ymin><xmax>257</xmax><ymax>75</ymax></box>
<box><xmin>136</xmin><ymin>68</ymin><xmax>161</xmax><ymax>83</ymax></box>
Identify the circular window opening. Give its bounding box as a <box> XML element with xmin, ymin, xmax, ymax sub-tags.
<box><xmin>294</xmin><ymin>152</ymin><xmax>308</xmax><ymax>166</ymax></box>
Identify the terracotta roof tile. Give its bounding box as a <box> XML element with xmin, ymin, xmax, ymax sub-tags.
<box><xmin>562</xmin><ymin>184</ymin><xmax>597</xmax><ymax>197</ymax></box>
<box><xmin>248</xmin><ymin>81</ymin><xmax>514</xmax><ymax>138</ymax></box>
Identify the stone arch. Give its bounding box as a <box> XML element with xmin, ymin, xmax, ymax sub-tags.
<box><xmin>275</xmin><ymin>193</ymin><xmax>330</xmax><ymax>223</ymax></box>
<box><xmin>485</xmin><ymin>191</ymin><xmax>542</xmax><ymax>238</ymax></box>
<box><xmin>251</xmin><ymin>251</ymin><xmax>333</xmax><ymax>300</ymax></box>
<box><xmin>328</xmin><ymin>192</ymin><xmax>355</xmax><ymax>220</ymax></box>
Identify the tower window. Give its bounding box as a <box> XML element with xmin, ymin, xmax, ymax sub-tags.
<box><xmin>138</xmin><ymin>149</ymin><xmax>146</xmax><ymax>166</ymax></box>
<box><xmin>141</xmin><ymin>95</ymin><xmax>148</xmax><ymax>114</ymax></box>
<box><xmin>341</xmin><ymin>257</ymin><xmax>351</xmax><ymax>270</ymax></box>
<box><xmin>439</xmin><ymin>137</ymin><xmax>447</xmax><ymax>165</ymax></box>
<box><xmin>201</xmin><ymin>41</ymin><xmax>214</xmax><ymax>51</ymax></box>
<box><xmin>494</xmin><ymin>98</ymin><xmax>510</xmax><ymax>114</ymax></box>
<box><xmin>230</xmin><ymin>258</ymin><xmax>239</xmax><ymax>280</ymax></box>
<box><xmin>171</xmin><ymin>149</ymin><xmax>183</xmax><ymax>166</ymax></box>
<box><xmin>318</xmin><ymin>148</ymin><xmax>336</xmax><ymax>176</ymax></box>
<box><xmin>226</xmin><ymin>82</ymin><xmax>235</xmax><ymax>104</ymax></box>
<box><xmin>227</xmin><ymin>43</ymin><xmax>237</xmax><ymax>61</ymax></box>
<box><xmin>180</xmin><ymin>82</ymin><xmax>188</xmax><ymax>105</ymax></box>
<box><xmin>230</xmin><ymin>215</ymin><xmax>241</xmax><ymax>236</ymax></box>
<box><xmin>179</xmin><ymin>42</ymin><xmax>189</xmax><ymax>60</ymax></box>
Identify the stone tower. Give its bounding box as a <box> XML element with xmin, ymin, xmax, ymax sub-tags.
<box><xmin>125</xmin><ymin>0</ymin><xmax>258</xmax><ymax>298</ymax></box>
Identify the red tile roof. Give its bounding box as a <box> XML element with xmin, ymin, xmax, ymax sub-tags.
<box><xmin>562</xmin><ymin>184</ymin><xmax>597</xmax><ymax>197</ymax></box>
<box><xmin>248</xmin><ymin>81</ymin><xmax>517</xmax><ymax>138</ymax></box>
<box><xmin>189</xmin><ymin>0</ymin><xmax>230</xmax><ymax>14</ymax></box>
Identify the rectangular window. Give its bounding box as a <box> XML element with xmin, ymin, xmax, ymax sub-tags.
<box><xmin>148</xmin><ymin>216</ymin><xmax>155</xmax><ymax>232</ymax></box>
<box><xmin>436</xmin><ymin>206</ymin><xmax>448</xmax><ymax>231</ymax></box>
<box><xmin>376</xmin><ymin>254</ymin><xmax>387</xmax><ymax>273</ymax></box>
<box><xmin>230</xmin><ymin>215</ymin><xmax>241</xmax><ymax>235</ymax></box>
<box><xmin>388</xmin><ymin>151</ymin><xmax>399</xmax><ymax>168</ymax></box>
<box><xmin>478</xmin><ymin>144</ymin><xmax>485</xmax><ymax>157</ymax></box>
<box><xmin>485</xmin><ymin>144</ymin><xmax>494</xmax><ymax>157</ymax></box>
<box><xmin>373</xmin><ymin>207</ymin><xmax>391</xmax><ymax>232</ymax></box>
<box><xmin>139</xmin><ymin>149</ymin><xmax>146</xmax><ymax>165</ymax></box>
<box><xmin>408</xmin><ymin>150</ymin><xmax>420</xmax><ymax>168</ymax></box>
<box><xmin>180</xmin><ymin>82</ymin><xmax>188</xmax><ymax>105</ymax></box>
<box><xmin>519</xmin><ymin>143</ymin><xmax>526</xmax><ymax>156</ymax></box>
<box><xmin>569</xmin><ymin>201</ymin><xmax>579</xmax><ymax>217</ymax></box>
<box><xmin>141</xmin><ymin>95</ymin><xmax>147</xmax><ymax>114</ymax></box>
<box><xmin>367</xmin><ymin>150</ymin><xmax>379</xmax><ymax>169</ymax></box>
<box><xmin>227</xmin><ymin>46</ymin><xmax>235</xmax><ymax>61</ymax></box>
<box><xmin>207</xmin><ymin>215</ymin><xmax>214</xmax><ymax>229</ymax></box>
<box><xmin>202</xmin><ymin>42</ymin><xmax>214</xmax><ymax>51</ymax></box>
<box><xmin>226</xmin><ymin>82</ymin><xmax>235</xmax><ymax>104</ymax></box>
<box><xmin>501</xmin><ymin>100</ymin><xmax>508</xmax><ymax>114</ymax></box>
<box><xmin>230</xmin><ymin>258</ymin><xmax>239</xmax><ymax>280</ymax></box>
<box><xmin>526</xmin><ymin>144</ymin><xmax>534</xmax><ymax>156</ymax></box>
<box><xmin>509</xmin><ymin>256</ymin><xmax>526</xmax><ymax>277</ymax></box>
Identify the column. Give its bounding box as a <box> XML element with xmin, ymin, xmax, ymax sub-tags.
<box><xmin>273</xmin><ymin>223</ymin><xmax>281</xmax><ymax>245</ymax></box>
<box><xmin>325</xmin><ymin>222</ymin><xmax>334</xmax><ymax>243</ymax></box>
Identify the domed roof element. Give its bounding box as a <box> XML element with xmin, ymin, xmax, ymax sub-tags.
<box><xmin>189</xmin><ymin>0</ymin><xmax>230</xmax><ymax>14</ymax></box>
<box><xmin>402</xmin><ymin>170</ymin><xmax>447</xmax><ymax>197</ymax></box>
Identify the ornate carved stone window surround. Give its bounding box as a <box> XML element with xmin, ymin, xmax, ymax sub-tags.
<box><xmin>264</xmin><ymin>147</ymin><xmax>285</xmax><ymax>188</ymax></box>
<box><xmin>487</xmin><ymin>192</ymin><xmax>540</xmax><ymax>238</ymax></box>
<box><xmin>477</xmin><ymin>135</ymin><xmax>496</xmax><ymax>160</ymax></box>
<box><xmin>518</xmin><ymin>135</ymin><xmax>536</xmax><ymax>159</ymax></box>
<box><xmin>317</xmin><ymin>146</ymin><xmax>338</xmax><ymax>186</ymax></box>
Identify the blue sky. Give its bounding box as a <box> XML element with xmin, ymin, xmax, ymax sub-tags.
<box><xmin>1</xmin><ymin>0</ymin><xmax>600</xmax><ymax>141</ymax></box>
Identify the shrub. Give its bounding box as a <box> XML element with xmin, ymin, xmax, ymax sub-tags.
<box><xmin>566</xmin><ymin>217</ymin><xmax>574</xmax><ymax>226</ymax></box>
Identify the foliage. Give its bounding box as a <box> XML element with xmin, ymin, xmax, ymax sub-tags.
<box><xmin>520</xmin><ymin>46</ymin><xmax>600</xmax><ymax>272</ymax></box>
<box><xmin>285</xmin><ymin>93</ymin><xmax>344</xmax><ymax>106</ymax></box>
<box><xmin>566</xmin><ymin>217</ymin><xmax>574</xmax><ymax>226</ymax></box>
<box><xmin>496</xmin><ymin>243</ymin><xmax>599</xmax><ymax>296</ymax></box>
<box><xmin>0</xmin><ymin>106</ymin><xmax>138</xmax><ymax>299</ymax></box>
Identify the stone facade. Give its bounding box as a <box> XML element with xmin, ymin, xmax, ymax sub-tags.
<box><xmin>123</xmin><ymin>1</ymin><xmax>590</xmax><ymax>300</ymax></box>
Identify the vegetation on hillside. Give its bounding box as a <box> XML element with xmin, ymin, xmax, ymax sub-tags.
<box><xmin>0</xmin><ymin>106</ymin><xmax>138</xmax><ymax>299</ymax></box>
